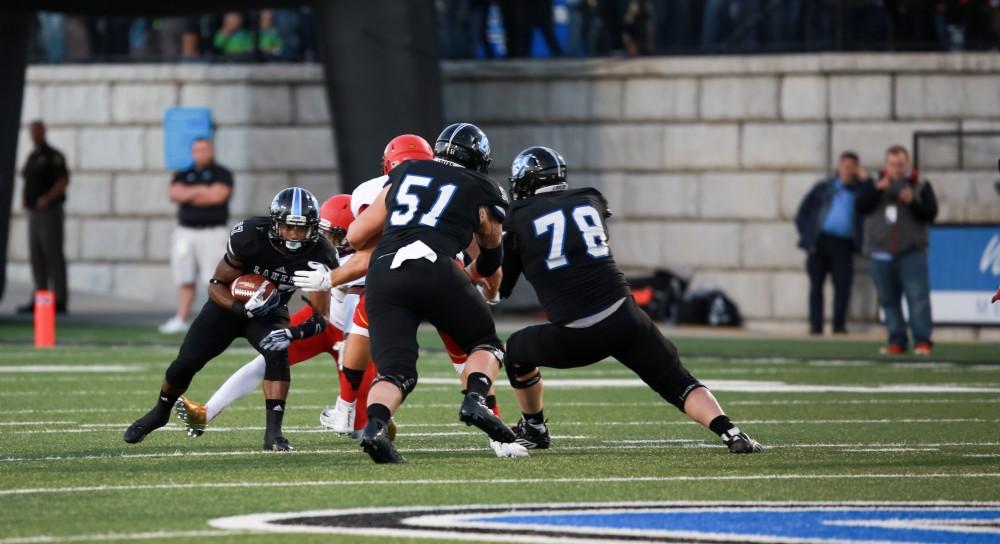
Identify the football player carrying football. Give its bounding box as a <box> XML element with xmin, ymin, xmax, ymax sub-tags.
<box><xmin>494</xmin><ymin>146</ymin><xmax>763</xmax><ymax>454</ymax></box>
<box><xmin>171</xmin><ymin>194</ymin><xmax>383</xmax><ymax>439</ymax></box>
<box><xmin>123</xmin><ymin>187</ymin><xmax>338</xmax><ymax>451</ymax></box>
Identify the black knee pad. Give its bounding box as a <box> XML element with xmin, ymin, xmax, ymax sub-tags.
<box><xmin>505</xmin><ymin>361</ymin><xmax>541</xmax><ymax>389</ymax></box>
<box><xmin>263</xmin><ymin>355</ymin><xmax>290</xmax><ymax>382</ymax></box>
<box><xmin>165</xmin><ymin>358</ymin><xmax>196</xmax><ymax>390</ymax></box>
<box><xmin>372</xmin><ymin>374</ymin><xmax>418</xmax><ymax>398</ymax></box>
<box><xmin>470</xmin><ymin>342</ymin><xmax>505</xmax><ymax>367</ymax></box>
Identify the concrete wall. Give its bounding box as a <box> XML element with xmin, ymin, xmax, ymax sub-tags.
<box><xmin>7</xmin><ymin>54</ymin><xmax>1000</xmax><ymax>328</ymax></box>
<box><xmin>8</xmin><ymin>65</ymin><xmax>336</xmax><ymax>307</ymax></box>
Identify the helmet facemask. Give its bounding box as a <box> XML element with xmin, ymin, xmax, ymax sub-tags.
<box><xmin>269</xmin><ymin>187</ymin><xmax>321</xmax><ymax>254</ymax></box>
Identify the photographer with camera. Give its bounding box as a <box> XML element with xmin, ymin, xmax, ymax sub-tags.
<box><xmin>856</xmin><ymin>145</ymin><xmax>938</xmax><ymax>356</ymax></box>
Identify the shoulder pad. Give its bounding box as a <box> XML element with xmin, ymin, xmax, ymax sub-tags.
<box><xmin>351</xmin><ymin>175</ymin><xmax>389</xmax><ymax>218</ymax></box>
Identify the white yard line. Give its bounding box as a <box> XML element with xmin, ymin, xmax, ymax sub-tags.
<box><xmin>0</xmin><ymin>421</ymin><xmax>75</xmax><ymax>426</ymax></box>
<box><xmin>3</xmin><ymin>417</ymin><xmax>994</xmax><ymax>435</ymax></box>
<box><xmin>417</xmin><ymin>377</ymin><xmax>1000</xmax><ymax>393</ymax></box>
<box><xmin>0</xmin><ymin>530</ymin><xmax>252</xmax><ymax>544</ymax></box>
<box><xmin>4</xmin><ymin>397</ymin><xmax>1000</xmax><ymax>417</ymax></box>
<box><xmin>840</xmin><ymin>448</ymin><xmax>941</xmax><ymax>452</ymax></box>
<box><xmin>0</xmin><ymin>365</ymin><xmax>142</xmax><ymax>373</ymax></box>
<box><xmin>3</xmin><ymin>441</ymin><xmax>999</xmax><ymax>464</ymax></box>
<box><xmin>3</xmin><ymin>472</ymin><xmax>1000</xmax><ymax>496</ymax></box>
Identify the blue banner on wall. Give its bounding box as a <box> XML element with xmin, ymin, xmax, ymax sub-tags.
<box><xmin>163</xmin><ymin>107</ymin><xmax>213</xmax><ymax>170</ymax></box>
<box><xmin>928</xmin><ymin>225</ymin><xmax>1000</xmax><ymax>324</ymax></box>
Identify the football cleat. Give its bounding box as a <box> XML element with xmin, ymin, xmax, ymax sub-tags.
<box><xmin>173</xmin><ymin>397</ymin><xmax>207</xmax><ymax>438</ymax></box>
<box><xmin>490</xmin><ymin>439</ymin><xmax>530</xmax><ymax>458</ymax></box>
<box><xmin>360</xmin><ymin>419</ymin><xmax>406</xmax><ymax>464</ymax></box>
<box><xmin>263</xmin><ymin>435</ymin><xmax>294</xmax><ymax>452</ymax></box>
<box><xmin>722</xmin><ymin>428</ymin><xmax>764</xmax><ymax>454</ymax></box>
<box><xmin>319</xmin><ymin>398</ymin><xmax>356</xmax><ymax>434</ymax></box>
<box><xmin>512</xmin><ymin>418</ymin><xmax>551</xmax><ymax>449</ymax></box>
<box><xmin>123</xmin><ymin>408</ymin><xmax>170</xmax><ymax>444</ymax></box>
<box><xmin>459</xmin><ymin>392</ymin><xmax>516</xmax><ymax>444</ymax></box>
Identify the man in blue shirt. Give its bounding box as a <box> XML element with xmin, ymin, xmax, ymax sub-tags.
<box><xmin>795</xmin><ymin>151</ymin><xmax>868</xmax><ymax>335</ymax></box>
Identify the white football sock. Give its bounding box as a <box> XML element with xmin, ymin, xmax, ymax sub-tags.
<box><xmin>205</xmin><ymin>355</ymin><xmax>265</xmax><ymax>422</ymax></box>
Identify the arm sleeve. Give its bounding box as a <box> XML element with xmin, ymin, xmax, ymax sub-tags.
<box><xmin>498</xmin><ymin>231</ymin><xmax>522</xmax><ymax>300</ymax></box>
<box><xmin>909</xmin><ymin>182</ymin><xmax>938</xmax><ymax>223</ymax></box>
<box><xmin>480</xmin><ymin>179</ymin><xmax>509</xmax><ymax>222</ymax></box>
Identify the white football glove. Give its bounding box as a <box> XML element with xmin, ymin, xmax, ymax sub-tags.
<box><xmin>293</xmin><ymin>262</ymin><xmax>332</xmax><ymax>292</ymax></box>
<box><xmin>260</xmin><ymin>329</ymin><xmax>294</xmax><ymax>351</ymax></box>
<box><xmin>244</xmin><ymin>284</ymin><xmax>280</xmax><ymax>318</ymax></box>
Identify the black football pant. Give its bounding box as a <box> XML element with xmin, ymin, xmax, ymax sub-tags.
<box><xmin>806</xmin><ymin>234</ymin><xmax>854</xmax><ymax>334</ymax></box>
<box><xmin>164</xmin><ymin>300</ymin><xmax>290</xmax><ymax>390</ymax></box>
<box><xmin>506</xmin><ymin>297</ymin><xmax>703</xmax><ymax>411</ymax></box>
<box><xmin>365</xmin><ymin>254</ymin><xmax>503</xmax><ymax>395</ymax></box>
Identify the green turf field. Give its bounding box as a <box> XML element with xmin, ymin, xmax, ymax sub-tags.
<box><xmin>1</xmin><ymin>322</ymin><xmax>999</xmax><ymax>543</ymax></box>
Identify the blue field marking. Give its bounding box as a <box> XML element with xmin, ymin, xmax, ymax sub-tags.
<box><xmin>471</xmin><ymin>507</ymin><xmax>1000</xmax><ymax>543</ymax></box>
<box><xmin>211</xmin><ymin>503</ymin><xmax>1000</xmax><ymax>543</ymax></box>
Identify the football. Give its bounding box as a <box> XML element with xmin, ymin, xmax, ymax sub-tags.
<box><xmin>230</xmin><ymin>274</ymin><xmax>276</xmax><ymax>302</ymax></box>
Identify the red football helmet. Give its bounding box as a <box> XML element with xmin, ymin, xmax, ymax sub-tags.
<box><xmin>382</xmin><ymin>134</ymin><xmax>433</xmax><ymax>175</ymax></box>
<box><xmin>318</xmin><ymin>194</ymin><xmax>353</xmax><ymax>247</ymax></box>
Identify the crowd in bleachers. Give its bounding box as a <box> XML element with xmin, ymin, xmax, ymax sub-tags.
<box><xmin>28</xmin><ymin>1</ymin><xmax>1000</xmax><ymax>63</ymax></box>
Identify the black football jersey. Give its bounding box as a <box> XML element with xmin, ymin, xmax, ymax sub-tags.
<box><xmin>500</xmin><ymin>188</ymin><xmax>630</xmax><ymax>324</ymax></box>
<box><xmin>226</xmin><ymin>216</ymin><xmax>338</xmax><ymax>303</ymax></box>
<box><xmin>374</xmin><ymin>159</ymin><xmax>509</xmax><ymax>260</ymax></box>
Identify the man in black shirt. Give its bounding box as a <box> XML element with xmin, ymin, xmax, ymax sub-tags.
<box><xmin>497</xmin><ymin>146</ymin><xmax>763</xmax><ymax>454</ymax></box>
<box><xmin>124</xmin><ymin>187</ymin><xmax>338</xmax><ymax>451</ymax></box>
<box><xmin>17</xmin><ymin>120</ymin><xmax>69</xmax><ymax>314</ymax></box>
<box><xmin>345</xmin><ymin>123</ymin><xmax>516</xmax><ymax>463</ymax></box>
<box><xmin>160</xmin><ymin>137</ymin><xmax>234</xmax><ymax>334</ymax></box>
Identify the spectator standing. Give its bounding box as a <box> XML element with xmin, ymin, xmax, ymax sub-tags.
<box><xmin>856</xmin><ymin>145</ymin><xmax>938</xmax><ymax>355</ymax></box>
<box><xmin>258</xmin><ymin>10</ymin><xmax>284</xmax><ymax>58</ymax></box>
<box><xmin>159</xmin><ymin>138</ymin><xmax>233</xmax><ymax>334</ymax></box>
<box><xmin>17</xmin><ymin>121</ymin><xmax>70</xmax><ymax>315</ymax></box>
<box><xmin>795</xmin><ymin>151</ymin><xmax>868</xmax><ymax>335</ymax></box>
<box><xmin>213</xmin><ymin>12</ymin><xmax>254</xmax><ymax>56</ymax></box>
<box><xmin>523</xmin><ymin>0</ymin><xmax>564</xmax><ymax>56</ymax></box>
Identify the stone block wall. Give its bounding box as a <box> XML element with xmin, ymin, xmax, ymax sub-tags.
<box><xmin>7</xmin><ymin>55</ymin><xmax>999</xmax><ymax>327</ymax></box>
<box><xmin>446</xmin><ymin>53</ymin><xmax>1000</xmax><ymax>326</ymax></box>
<box><xmin>8</xmin><ymin>65</ymin><xmax>336</xmax><ymax>305</ymax></box>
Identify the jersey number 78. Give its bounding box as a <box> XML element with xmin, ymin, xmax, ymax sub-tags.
<box><xmin>533</xmin><ymin>205</ymin><xmax>609</xmax><ymax>270</ymax></box>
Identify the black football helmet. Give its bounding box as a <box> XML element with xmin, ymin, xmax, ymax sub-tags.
<box><xmin>269</xmin><ymin>187</ymin><xmax>321</xmax><ymax>253</ymax></box>
<box><xmin>509</xmin><ymin>146</ymin><xmax>567</xmax><ymax>200</ymax></box>
<box><xmin>434</xmin><ymin>123</ymin><xmax>492</xmax><ymax>174</ymax></box>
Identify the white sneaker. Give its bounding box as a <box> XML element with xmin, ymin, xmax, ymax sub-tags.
<box><xmin>490</xmin><ymin>439</ymin><xmax>529</xmax><ymax>458</ymax></box>
<box><xmin>158</xmin><ymin>316</ymin><xmax>190</xmax><ymax>334</ymax></box>
<box><xmin>320</xmin><ymin>398</ymin><xmax>356</xmax><ymax>434</ymax></box>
